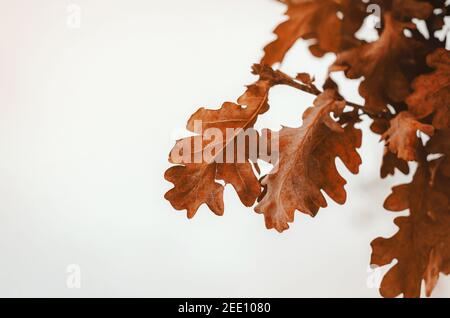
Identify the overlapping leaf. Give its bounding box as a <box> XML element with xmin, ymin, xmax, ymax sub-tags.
<box><xmin>255</xmin><ymin>90</ymin><xmax>362</xmax><ymax>232</ymax></box>
<box><xmin>382</xmin><ymin>111</ymin><xmax>434</xmax><ymax>161</ymax></box>
<box><xmin>407</xmin><ymin>48</ymin><xmax>450</xmax><ymax>130</ymax></box>
<box><xmin>165</xmin><ymin>77</ymin><xmax>272</xmax><ymax>217</ymax></box>
<box><xmin>427</xmin><ymin>128</ymin><xmax>450</xmax><ymax>177</ymax></box>
<box><xmin>371</xmin><ymin>164</ymin><xmax>450</xmax><ymax>298</ymax></box>
<box><xmin>165</xmin><ymin>66</ymin><xmax>299</xmax><ymax>218</ymax></box>
<box><xmin>261</xmin><ymin>0</ymin><xmax>366</xmax><ymax>65</ymax></box>
<box><xmin>374</xmin><ymin>0</ymin><xmax>434</xmax><ymax>20</ymax></box>
<box><xmin>331</xmin><ymin>13</ymin><xmax>426</xmax><ymax>113</ymax></box>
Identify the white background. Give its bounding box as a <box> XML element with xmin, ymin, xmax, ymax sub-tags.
<box><xmin>0</xmin><ymin>0</ymin><xmax>448</xmax><ymax>297</ymax></box>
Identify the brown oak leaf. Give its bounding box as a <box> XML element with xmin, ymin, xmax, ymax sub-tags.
<box><xmin>261</xmin><ymin>0</ymin><xmax>365</xmax><ymax>65</ymax></box>
<box><xmin>371</xmin><ymin>164</ymin><xmax>450</xmax><ymax>298</ymax></box>
<box><xmin>255</xmin><ymin>90</ymin><xmax>362</xmax><ymax>232</ymax></box>
<box><xmin>381</xmin><ymin>148</ymin><xmax>410</xmax><ymax>178</ymax></box>
<box><xmin>425</xmin><ymin>1</ymin><xmax>448</xmax><ymax>35</ymax></box>
<box><xmin>427</xmin><ymin>128</ymin><xmax>450</xmax><ymax>156</ymax></box>
<box><xmin>393</xmin><ymin>0</ymin><xmax>433</xmax><ymax>20</ymax></box>
<box><xmin>407</xmin><ymin>48</ymin><xmax>450</xmax><ymax>130</ymax></box>
<box><xmin>165</xmin><ymin>65</ymin><xmax>299</xmax><ymax>218</ymax></box>
<box><xmin>165</xmin><ymin>77</ymin><xmax>273</xmax><ymax>218</ymax></box>
<box><xmin>427</xmin><ymin>129</ymin><xmax>450</xmax><ymax>177</ymax></box>
<box><xmin>369</xmin><ymin>118</ymin><xmax>410</xmax><ymax>178</ymax></box>
<box><xmin>374</xmin><ymin>0</ymin><xmax>434</xmax><ymax>20</ymax></box>
<box><xmin>382</xmin><ymin>111</ymin><xmax>434</xmax><ymax>161</ymax></box>
<box><xmin>331</xmin><ymin>13</ymin><xmax>425</xmax><ymax>113</ymax></box>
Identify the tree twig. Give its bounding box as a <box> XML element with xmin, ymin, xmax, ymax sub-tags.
<box><xmin>252</xmin><ymin>64</ymin><xmax>390</xmax><ymax>120</ymax></box>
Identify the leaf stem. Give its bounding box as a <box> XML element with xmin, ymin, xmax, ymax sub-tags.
<box><xmin>252</xmin><ymin>64</ymin><xmax>390</xmax><ymax>120</ymax></box>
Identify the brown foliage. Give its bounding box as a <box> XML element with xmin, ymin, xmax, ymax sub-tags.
<box><xmin>331</xmin><ymin>13</ymin><xmax>427</xmax><ymax>113</ymax></box>
<box><xmin>407</xmin><ymin>48</ymin><xmax>450</xmax><ymax>129</ymax></box>
<box><xmin>255</xmin><ymin>90</ymin><xmax>362</xmax><ymax>232</ymax></box>
<box><xmin>164</xmin><ymin>0</ymin><xmax>450</xmax><ymax>297</ymax></box>
<box><xmin>261</xmin><ymin>0</ymin><xmax>366</xmax><ymax>64</ymax></box>
<box><xmin>382</xmin><ymin>111</ymin><xmax>434</xmax><ymax>161</ymax></box>
<box><xmin>372</xmin><ymin>161</ymin><xmax>450</xmax><ymax>298</ymax></box>
<box><xmin>165</xmin><ymin>74</ymin><xmax>273</xmax><ymax>217</ymax></box>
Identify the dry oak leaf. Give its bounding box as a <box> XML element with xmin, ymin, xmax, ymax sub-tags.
<box><xmin>370</xmin><ymin>118</ymin><xmax>389</xmax><ymax>135</ymax></box>
<box><xmin>371</xmin><ymin>165</ymin><xmax>450</xmax><ymax>298</ymax></box>
<box><xmin>427</xmin><ymin>128</ymin><xmax>450</xmax><ymax>156</ymax></box>
<box><xmin>255</xmin><ymin>90</ymin><xmax>362</xmax><ymax>232</ymax></box>
<box><xmin>370</xmin><ymin>118</ymin><xmax>410</xmax><ymax>178</ymax></box>
<box><xmin>382</xmin><ymin>111</ymin><xmax>434</xmax><ymax>161</ymax></box>
<box><xmin>425</xmin><ymin>1</ymin><xmax>448</xmax><ymax>35</ymax></box>
<box><xmin>381</xmin><ymin>148</ymin><xmax>410</xmax><ymax>178</ymax></box>
<box><xmin>407</xmin><ymin>48</ymin><xmax>450</xmax><ymax>130</ymax></box>
<box><xmin>392</xmin><ymin>0</ymin><xmax>433</xmax><ymax>20</ymax></box>
<box><xmin>374</xmin><ymin>0</ymin><xmax>434</xmax><ymax>20</ymax></box>
<box><xmin>165</xmin><ymin>79</ymin><xmax>274</xmax><ymax>218</ymax></box>
<box><xmin>261</xmin><ymin>0</ymin><xmax>365</xmax><ymax>65</ymax></box>
<box><xmin>427</xmin><ymin>129</ymin><xmax>450</xmax><ymax>177</ymax></box>
<box><xmin>331</xmin><ymin>13</ymin><xmax>425</xmax><ymax>113</ymax></box>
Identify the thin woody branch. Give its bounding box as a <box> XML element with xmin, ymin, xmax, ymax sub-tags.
<box><xmin>252</xmin><ymin>64</ymin><xmax>390</xmax><ymax>119</ymax></box>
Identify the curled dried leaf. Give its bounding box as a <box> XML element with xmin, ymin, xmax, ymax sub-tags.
<box><xmin>374</xmin><ymin>0</ymin><xmax>434</xmax><ymax>20</ymax></box>
<box><xmin>427</xmin><ymin>129</ymin><xmax>450</xmax><ymax>177</ymax></box>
